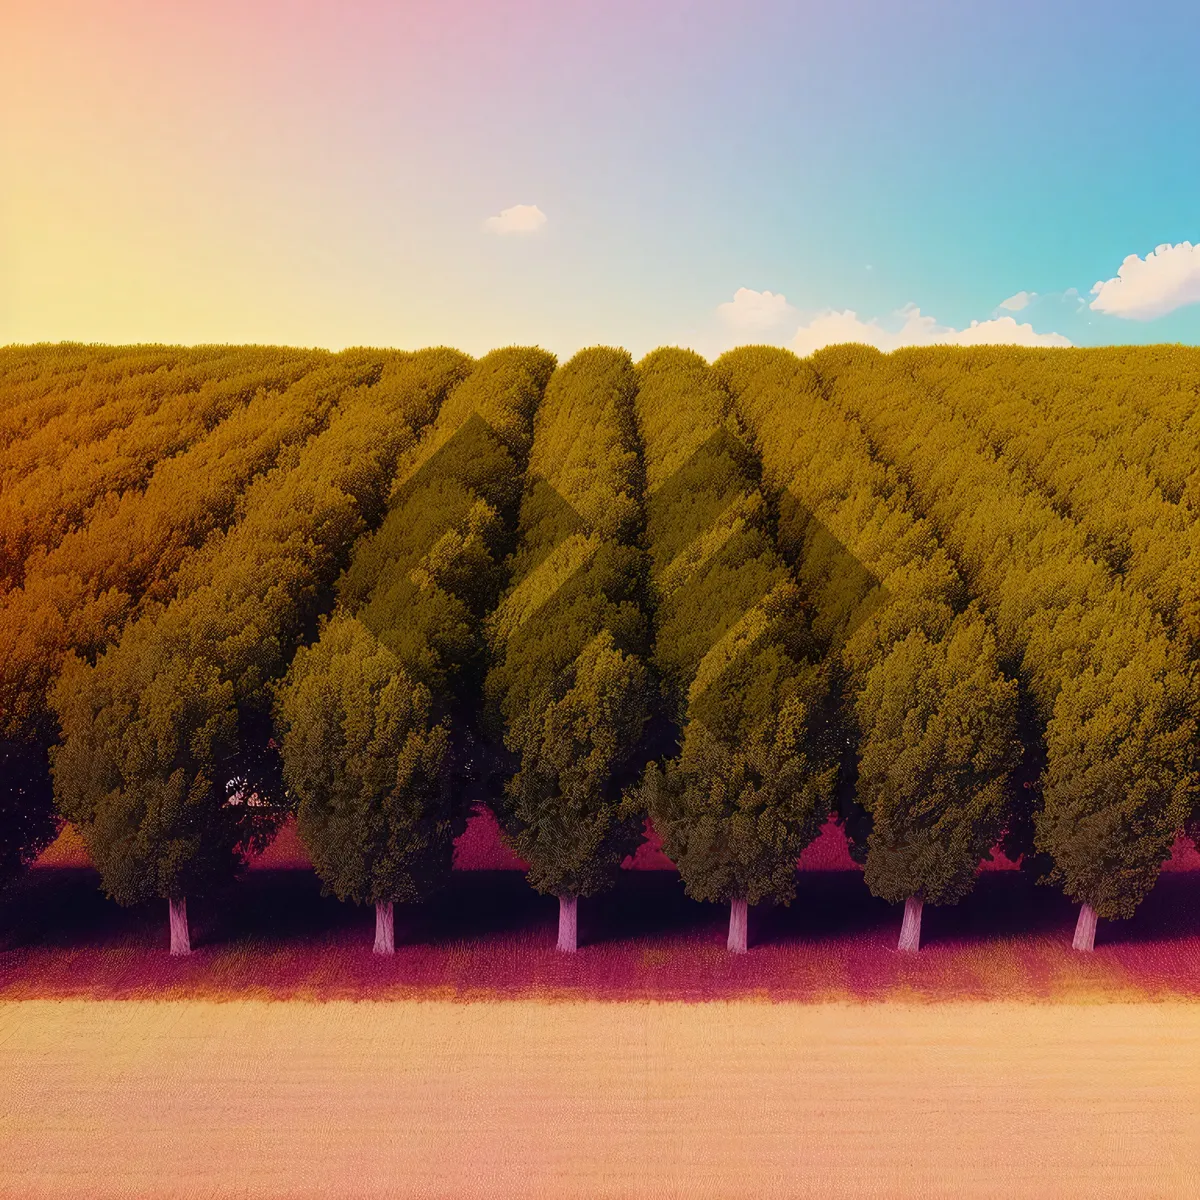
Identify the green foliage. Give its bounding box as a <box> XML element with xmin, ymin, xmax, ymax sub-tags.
<box><xmin>717</xmin><ymin>345</ymin><xmax>1021</xmax><ymax>906</ymax></box>
<box><xmin>278</xmin><ymin>617</ymin><xmax>453</xmax><ymax>905</ymax></box>
<box><xmin>5</xmin><ymin>338</ymin><xmax>1200</xmax><ymax>930</ymax></box>
<box><xmin>643</xmin><ymin>657</ymin><xmax>834</xmax><ymax>906</ymax></box>
<box><xmin>0</xmin><ymin>352</ymin><xmax>364</xmax><ymax>745</ymax></box>
<box><xmin>857</xmin><ymin>617</ymin><xmax>1018</xmax><ymax>905</ymax></box>
<box><xmin>485</xmin><ymin>348</ymin><xmax>653</xmax><ymax>899</ymax></box>
<box><xmin>49</xmin><ymin>349</ymin><xmax>469</xmax><ymax>905</ymax></box>
<box><xmin>500</xmin><ymin>630</ymin><xmax>650</xmax><ymax>897</ymax></box>
<box><xmin>1035</xmin><ymin>636</ymin><xmax>1195</xmax><ymax>917</ymax></box>
<box><xmin>635</xmin><ymin>347</ymin><xmax>836</xmax><ymax>906</ymax></box>
<box><xmin>49</xmin><ymin>626</ymin><xmax>251</xmax><ymax>905</ymax></box>
<box><xmin>804</xmin><ymin>343</ymin><xmax>1199</xmax><ymax>920</ymax></box>
<box><xmin>0</xmin><ymin>345</ymin><xmax>313</xmax><ymax>587</ymax></box>
<box><xmin>276</xmin><ymin>347</ymin><xmax>555</xmax><ymax>908</ymax></box>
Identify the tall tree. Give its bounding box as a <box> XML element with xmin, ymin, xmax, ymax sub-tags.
<box><xmin>275</xmin><ymin>347</ymin><xmax>554</xmax><ymax>952</ymax></box>
<box><xmin>810</xmin><ymin>343</ymin><xmax>1198</xmax><ymax>949</ymax></box>
<box><xmin>484</xmin><ymin>348</ymin><xmax>654</xmax><ymax>951</ymax></box>
<box><xmin>50</xmin><ymin>350</ymin><xmax>470</xmax><ymax>953</ymax></box>
<box><xmin>634</xmin><ymin>347</ymin><xmax>836</xmax><ymax>952</ymax></box>
<box><xmin>718</xmin><ymin>345</ymin><xmax>1021</xmax><ymax>951</ymax></box>
<box><xmin>0</xmin><ymin>351</ymin><xmax>361</xmax><ymax>902</ymax></box>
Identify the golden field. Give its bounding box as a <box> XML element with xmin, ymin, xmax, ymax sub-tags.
<box><xmin>3</xmin><ymin>998</ymin><xmax>1199</xmax><ymax>1199</ymax></box>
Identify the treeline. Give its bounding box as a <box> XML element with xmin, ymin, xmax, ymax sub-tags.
<box><xmin>635</xmin><ymin>349</ymin><xmax>836</xmax><ymax>951</ymax></box>
<box><xmin>803</xmin><ymin>344</ymin><xmax>1197</xmax><ymax>950</ymax></box>
<box><xmin>484</xmin><ymin>348</ymin><xmax>653</xmax><ymax>951</ymax></box>
<box><xmin>4</xmin><ymin>341</ymin><xmax>1200</xmax><ymax>958</ymax></box>
<box><xmin>277</xmin><ymin>347</ymin><xmax>553</xmax><ymax>953</ymax></box>
<box><xmin>50</xmin><ymin>350</ymin><xmax>471</xmax><ymax>952</ymax></box>
<box><xmin>718</xmin><ymin>347</ymin><xmax>1020</xmax><ymax>951</ymax></box>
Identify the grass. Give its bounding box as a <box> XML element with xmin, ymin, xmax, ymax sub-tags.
<box><xmin>4</xmin><ymin>816</ymin><xmax>1200</xmax><ymax>1004</ymax></box>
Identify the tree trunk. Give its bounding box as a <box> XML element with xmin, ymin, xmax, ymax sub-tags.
<box><xmin>1072</xmin><ymin>902</ymin><xmax>1098</xmax><ymax>952</ymax></box>
<box><xmin>374</xmin><ymin>900</ymin><xmax>395</xmax><ymax>955</ymax></box>
<box><xmin>728</xmin><ymin>898</ymin><xmax>748</xmax><ymax>954</ymax></box>
<box><xmin>169</xmin><ymin>897</ymin><xmax>191</xmax><ymax>957</ymax></box>
<box><xmin>557</xmin><ymin>895</ymin><xmax>578</xmax><ymax>953</ymax></box>
<box><xmin>897</xmin><ymin>894</ymin><xmax>923</xmax><ymax>952</ymax></box>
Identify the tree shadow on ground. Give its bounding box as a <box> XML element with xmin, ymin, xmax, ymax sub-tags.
<box><xmin>6</xmin><ymin>861</ymin><xmax>1200</xmax><ymax>957</ymax></box>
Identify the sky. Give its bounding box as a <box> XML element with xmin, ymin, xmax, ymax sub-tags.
<box><xmin>3</xmin><ymin>0</ymin><xmax>1199</xmax><ymax>358</ymax></box>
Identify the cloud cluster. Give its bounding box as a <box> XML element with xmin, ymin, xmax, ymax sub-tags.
<box><xmin>790</xmin><ymin>306</ymin><xmax>1071</xmax><ymax>354</ymax></box>
<box><xmin>715</xmin><ymin>291</ymin><xmax>1071</xmax><ymax>355</ymax></box>
<box><xmin>1089</xmin><ymin>241</ymin><xmax>1200</xmax><ymax>320</ymax></box>
<box><xmin>483</xmin><ymin>204</ymin><xmax>547</xmax><ymax>236</ymax></box>
<box><xmin>717</xmin><ymin>287</ymin><xmax>797</xmax><ymax>329</ymax></box>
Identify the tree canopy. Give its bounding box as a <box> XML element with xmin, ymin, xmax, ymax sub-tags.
<box><xmin>634</xmin><ymin>347</ymin><xmax>837</xmax><ymax>910</ymax></box>
<box><xmin>483</xmin><ymin>348</ymin><xmax>653</xmax><ymax>911</ymax></box>
<box><xmin>275</xmin><ymin>347</ymin><xmax>554</xmax><ymax>916</ymax></box>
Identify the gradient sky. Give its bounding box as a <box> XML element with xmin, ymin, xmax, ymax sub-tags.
<box><xmin>4</xmin><ymin>0</ymin><xmax>1199</xmax><ymax>357</ymax></box>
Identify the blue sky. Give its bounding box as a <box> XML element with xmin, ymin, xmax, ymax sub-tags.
<box><xmin>5</xmin><ymin>0</ymin><xmax>1198</xmax><ymax>355</ymax></box>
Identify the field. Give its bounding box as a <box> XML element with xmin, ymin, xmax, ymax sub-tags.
<box><xmin>4</xmin><ymin>997</ymin><xmax>1199</xmax><ymax>1199</ymax></box>
<box><xmin>9</xmin><ymin>344</ymin><xmax>1200</xmax><ymax>1198</ymax></box>
<box><xmin>8</xmin><ymin>821</ymin><xmax>1200</xmax><ymax>1198</ymax></box>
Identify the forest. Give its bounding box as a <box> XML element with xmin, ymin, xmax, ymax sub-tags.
<box><xmin>3</xmin><ymin>339</ymin><xmax>1200</xmax><ymax>958</ymax></box>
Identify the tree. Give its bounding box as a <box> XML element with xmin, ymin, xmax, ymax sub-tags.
<box><xmin>807</xmin><ymin>343</ymin><xmax>1198</xmax><ymax>949</ymax></box>
<box><xmin>635</xmin><ymin>348</ymin><xmax>837</xmax><ymax>952</ymax></box>
<box><xmin>484</xmin><ymin>348</ymin><xmax>654</xmax><ymax>951</ymax></box>
<box><xmin>717</xmin><ymin>345</ymin><xmax>1021</xmax><ymax>951</ymax></box>
<box><xmin>856</xmin><ymin>619</ymin><xmax>1018</xmax><ymax>947</ymax></box>
<box><xmin>50</xmin><ymin>350</ymin><xmax>471</xmax><ymax>953</ymax></box>
<box><xmin>276</xmin><ymin>618</ymin><xmax>452</xmax><ymax>951</ymax></box>
<box><xmin>276</xmin><ymin>347</ymin><xmax>554</xmax><ymax>952</ymax></box>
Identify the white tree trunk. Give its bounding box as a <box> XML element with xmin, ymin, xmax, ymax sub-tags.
<box><xmin>897</xmin><ymin>895</ymin><xmax>923</xmax><ymax>952</ymax></box>
<box><xmin>169</xmin><ymin>897</ymin><xmax>191</xmax><ymax>957</ymax></box>
<box><xmin>728</xmin><ymin>898</ymin><xmax>748</xmax><ymax>954</ymax></box>
<box><xmin>1072</xmin><ymin>902</ymin><xmax>1098</xmax><ymax>952</ymax></box>
<box><xmin>557</xmin><ymin>895</ymin><xmax>578</xmax><ymax>953</ymax></box>
<box><xmin>374</xmin><ymin>900</ymin><xmax>395</xmax><ymax>955</ymax></box>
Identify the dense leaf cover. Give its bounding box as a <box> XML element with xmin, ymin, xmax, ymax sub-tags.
<box><xmin>810</xmin><ymin>345</ymin><xmax>1198</xmax><ymax>919</ymax></box>
<box><xmin>634</xmin><ymin>348</ymin><xmax>837</xmax><ymax>907</ymax></box>
<box><xmin>275</xmin><ymin>347</ymin><xmax>552</xmax><ymax>907</ymax></box>
<box><xmin>3</xmin><ymin>341</ymin><xmax>1200</xmax><ymax>939</ymax></box>
<box><xmin>718</xmin><ymin>347</ymin><xmax>1021</xmax><ymax>908</ymax></box>
<box><xmin>48</xmin><ymin>350</ymin><xmax>469</xmax><ymax>905</ymax></box>
<box><xmin>484</xmin><ymin>348</ymin><xmax>654</xmax><ymax>900</ymax></box>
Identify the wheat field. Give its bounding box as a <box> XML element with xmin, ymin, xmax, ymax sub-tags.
<box><xmin>3</xmin><ymin>998</ymin><xmax>1198</xmax><ymax>1198</ymax></box>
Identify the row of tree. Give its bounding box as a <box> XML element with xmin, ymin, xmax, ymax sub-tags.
<box><xmin>0</xmin><ymin>351</ymin><xmax>409</xmax><ymax>890</ymax></box>
<box><xmin>634</xmin><ymin>348</ymin><xmax>837</xmax><ymax>952</ymax></box>
<box><xmin>47</xmin><ymin>350</ymin><xmax>472</xmax><ymax>952</ymax></box>
<box><xmin>276</xmin><ymin>346</ymin><xmax>553</xmax><ymax>953</ymax></box>
<box><xmin>717</xmin><ymin>347</ymin><xmax>1021</xmax><ymax>951</ymax></box>
<box><xmin>0</xmin><ymin>353</ymin><xmax>359</xmax><ymax>740</ymax></box>
<box><xmin>482</xmin><ymin>348</ymin><xmax>652</xmax><ymax>952</ymax></box>
<box><xmin>5</xmin><ymin>341</ymin><xmax>1200</xmax><ymax>957</ymax></box>
<box><xmin>0</xmin><ymin>346</ymin><xmax>317</xmax><ymax>587</ymax></box>
<box><xmin>0</xmin><ymin>346</ymin><xmax>214</xmax><ymax>461</ymax></box>
<box><xmin>805</xmin><ymin>344</ymin><xmax>1197</xmax><ymax>950</ymax></box>
<box><xmin>905</xmin><ymin>345</ymin><xmax>1200</xmax><ymax>509</ymax></box>
<box><xmin>901</xmin><ymin>348</ymin><xmax>1200</xmax><ymax>667</ymax></box>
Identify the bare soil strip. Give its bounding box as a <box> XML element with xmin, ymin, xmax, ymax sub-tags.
<box><xmin>3</xmin><ymin>999</ymin><xmax>1198</xmax><ymax>1199</ymax></box>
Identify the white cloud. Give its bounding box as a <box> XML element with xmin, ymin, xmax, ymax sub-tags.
<box><xmin>483</xmin><ymin>204</ymin><xmax>547</xmax><ymax>235</ymax></box>
<box><xmin>998</xmin><ymin>290</ymin><xmax>1035</xmax><ymax>311</ymax></box>
<box><xmin>790</xmin><ymin>304</ymin><xmax>1071</xmax><ymax>356</ymax></box>
<box><xmin>1089</xmin><ymin>241</ymin><xmax>1200</xmax><ymax>320</ymax></box>
<box><xmin>717</xmin><ymin>287</ymin><xmax>797</xmax><ymax>329</ymax></box>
